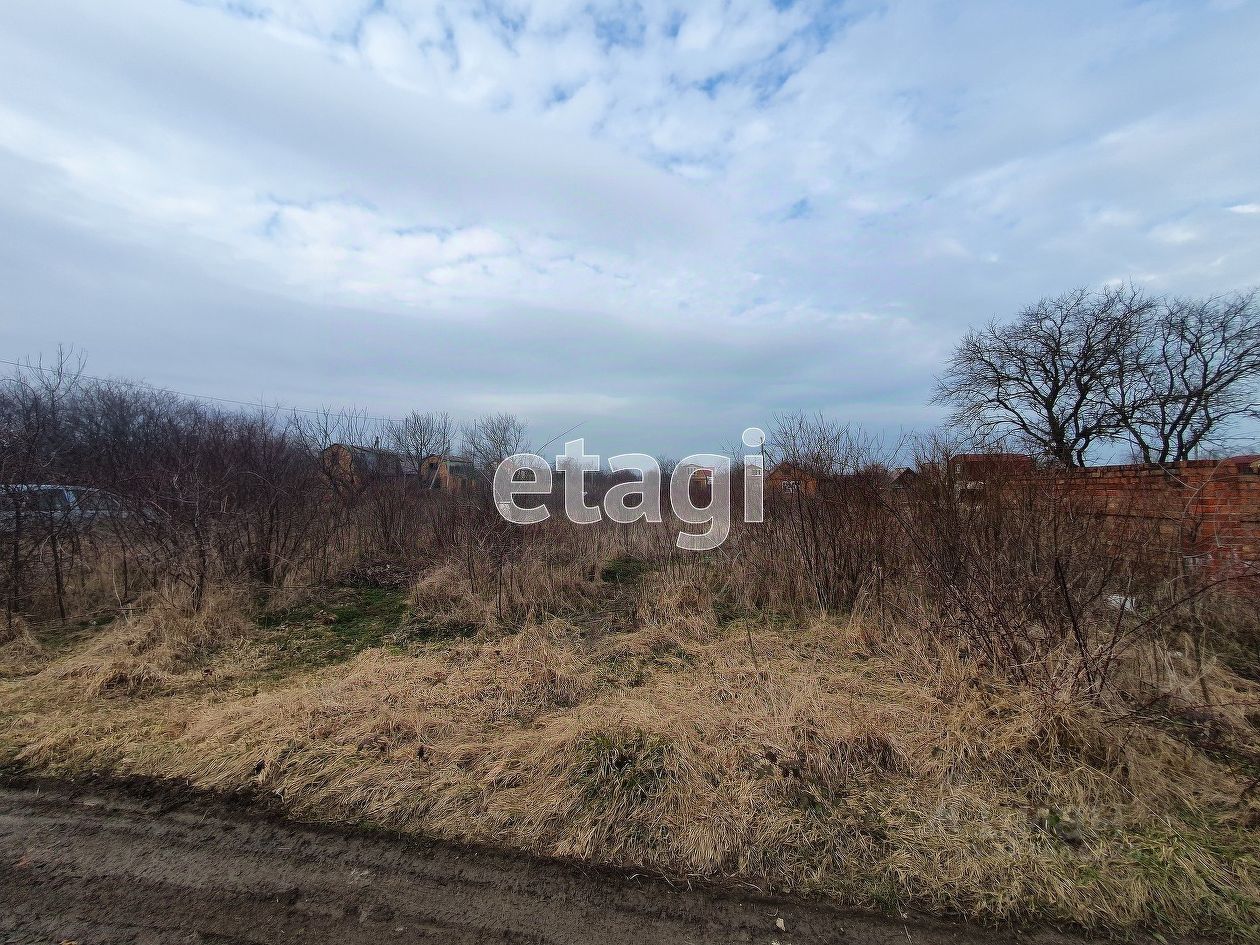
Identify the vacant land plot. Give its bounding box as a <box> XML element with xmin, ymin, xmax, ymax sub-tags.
<box><xmin>3</xmin><ymin>511</ymin><xmax>1259</xmax><ymax>941</ymax></box>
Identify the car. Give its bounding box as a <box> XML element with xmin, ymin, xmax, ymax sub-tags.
<box><xmin>0</xmin><ymin>484</ymin><xmax>132</xmax><ymax>531</ymax></box>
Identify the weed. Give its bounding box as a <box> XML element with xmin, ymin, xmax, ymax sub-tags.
<box><xmin>258</xmin><ymin>586</ymin><xmax>433</xmax><ymax>669</ymax></box>
<box><xmin>600</xmin><ymin>556</ymin><xmax>652</xmax><ymax>586</ymax></box>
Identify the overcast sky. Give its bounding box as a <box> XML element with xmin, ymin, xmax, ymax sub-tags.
<box><xmin>2</xmin><ymin>0</ymin><xmax>1259</xmax><ymax>457</ymax></box>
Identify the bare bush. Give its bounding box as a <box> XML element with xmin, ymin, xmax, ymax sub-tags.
<box><xmin>0</xmin><ymin>357</ymin><xmax>486</xmax><ymax>624</ymax></box>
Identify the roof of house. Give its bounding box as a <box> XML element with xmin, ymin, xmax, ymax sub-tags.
<box><xmin>952</xmin><ymin>452</ymin><xmax>1034</xmax><ymax>462</ymax></box>
<box><xmin>333</xmin><ymin>444</ymin><xmax>406</xmax><ymax>473</ymax></box>
<box><xmin>767</xmin><ymin>460</ymin><xmax>820</xmax><ymax>478</ymax></box>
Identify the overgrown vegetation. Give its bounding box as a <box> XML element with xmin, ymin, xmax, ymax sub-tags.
<box><xmin>2</xmin><ymin>356</ymin><xmax>1259</xmax><ymax>938</ymax></box>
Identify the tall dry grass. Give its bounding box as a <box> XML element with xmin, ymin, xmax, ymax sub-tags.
<box><xmin>4</xmin><ymin>476</ymin><xmax>1260</xmax><ymax>937</ymax></box>
<box><xmin>34</xmin><ymin>587</ymin><xmax>256</xmax><ymax>697</ymax></box>
<box><xmin>16</xmin><ymin>594</ymin><xmax>1255</xmax><ymax>933</ymax></box>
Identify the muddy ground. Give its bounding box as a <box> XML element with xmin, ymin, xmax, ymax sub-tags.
<box><xmin>1</xmin><ymin>776</ymin><xmax>1102</xmax><ymax>945</ymax></box>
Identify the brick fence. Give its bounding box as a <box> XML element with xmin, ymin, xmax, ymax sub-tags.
<box><xmin>1045</xmin><ymin>456</ymin><xmax>1260</xmax><ymax>580</ymax></box>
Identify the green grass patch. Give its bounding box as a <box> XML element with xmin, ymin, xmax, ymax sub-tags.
<box><xmin>26</xmin><ymin>610</ymin><xmax>120</xmax><ymax>653</ymax></box>
<box><xmin>573</xmin><ymin>729</ymin><xmax>675</xmax><ymax>804</ymax></box>
<box><xmin>258</xmin><ymin>586</ymin><xmax>421</xmax><ymax>669</ymax></box>
<box><xmin>600</xmin><ymin>555</ymin><xmax>652</xmax><ymax>585</ymax></box>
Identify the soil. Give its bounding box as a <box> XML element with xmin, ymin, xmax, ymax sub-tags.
<box><xmin>0</xmin><ymin>774</ymin><xmax>1100</xmax><ymax>945</ymax></box>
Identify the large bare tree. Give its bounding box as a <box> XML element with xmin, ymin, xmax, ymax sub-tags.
<box><xmin>1107</xmin><ymin>290</ymin><xmax>1260</xmax><ymax>463</ymax></box>
<box><xmin>935</xmin><ymin>286</ymin><xmax>1260</xmax><ymax>466</ymax></box>
<box><xmin>933</xmin><ymin>288</ymin><xmax>1144</xmax><ymax>466</ymax></box>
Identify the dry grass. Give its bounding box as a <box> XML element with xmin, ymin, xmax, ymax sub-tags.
<box><xmin>0</xmin><ymin>614</ymin><xmax>45</xmax><ymax>677</ymax></box>
<box><xmin>31</xmin><ymin>587</ymin><xmax>256</xmax><ymax>697</ymax></box>
<box><xmin>3</xmin><ymin>523</ymin><xmax>1259</xmax><ymax>939</ymax></box>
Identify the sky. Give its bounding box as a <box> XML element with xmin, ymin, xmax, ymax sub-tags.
<box><xmin>1</xmin><ymin>0</ymin><xmax>1259</xmax><ymax>458</ymax></box>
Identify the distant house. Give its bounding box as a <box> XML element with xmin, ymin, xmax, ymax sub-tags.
<box><xmin>320</xmin><ymin>444</ymin><xmax>477</xmax><ymax>492</ymax></box>
<box><xmin>321</xmin><ymin>443</ymin><xmax>410</xmax><ymax>487</ymax></box>
<box><xmin>889</xmin><ymin>467</ymin><xmax>919</xmax><ymax>488</ymax></box>
<box><xmin>765</xmin><ymin>461</ymin><xmax>820</xmax><ymax>496</ymax></box>
<box><xmin>678</xmin><ymin>464</ymin><xmax>714</xmax><ymax>488</ymax></box>
<box><xmin>950</xmin><ymin>453</ymin><xmax>1035</xmax><ymax>490</ymax></box>
<box><xmin>417</xmin><ymin>454</ymin><xmax>477</xmax><ymax>492</ymax></box>
<box><xmin>673</xmin><ymin>462</ymin><xmax>716</xmax><ymax>503</ymax></box>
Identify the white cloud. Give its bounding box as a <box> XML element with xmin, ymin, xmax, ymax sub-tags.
<box><xmin>1151</xmin><ymin>222</ymin><xmax>1201</xmax><ymax>245</ymax></box>
<box><xmin>1</xmin><ymin>0</ymin><xmax>1259</xmax><ymax>453</ymax></box>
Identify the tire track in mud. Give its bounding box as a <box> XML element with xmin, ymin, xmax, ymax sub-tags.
<box><xmin>1</xmin><ymin>777</ymin><xmax>1090</xmax><ymax>945</ymax></box>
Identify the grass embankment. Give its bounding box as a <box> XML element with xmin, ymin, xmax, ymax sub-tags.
<box><xmin>2</xmin><ymin>550</ymin><xmax>1258</xmax><ymax>939</ymax></box>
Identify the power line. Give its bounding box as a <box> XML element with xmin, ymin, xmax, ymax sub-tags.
<box><xmin>535</xmin><ymin>420</ymin><xmax>586</xmax><ymax>454</ymax></box>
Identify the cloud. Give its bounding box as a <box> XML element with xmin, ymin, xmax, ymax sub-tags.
<box><xmin>1</xmin><ymin>0</ymin><xmax>1259</xmax><ymax>455</ymax></box>
<box><xmin>1151</xmin><ymin>223</ymin><xmax>1200</xmax><ymax>245</ymax></box>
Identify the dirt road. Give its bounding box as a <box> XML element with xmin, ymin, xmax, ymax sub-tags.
<box><xmin>1</xmin><ymin>776</ymin><xmax>1084</xmax><ymax>945</ymax></box>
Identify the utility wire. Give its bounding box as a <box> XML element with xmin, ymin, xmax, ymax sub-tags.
<box><xmin>534</xmin><ymin>420</ymin><xmax>586</xmax><ymax>455</ymax></box>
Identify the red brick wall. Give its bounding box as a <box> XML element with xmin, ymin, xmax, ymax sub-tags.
<box><xmin>1043</xmin><ymin>456</ymin><xmax>1260</xmax><ymax>581</ymax></box>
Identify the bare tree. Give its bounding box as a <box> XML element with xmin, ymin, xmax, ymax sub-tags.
<box><xmin>462</xmin><ymin>413</ymin><xmax>529</xmax><ymax>479</ymax></box>
<box><xmin>292</xmin><ymin>407</ymin><xmax>377</xmax><ymax>501</ymax></box>
<box><xmin>933</xmin><ymin>287</ymin><xmax>1147</xmax><ymax>467</ymax></box>
<box><xmin>1108</xmin><ymin>291</ymin><xmax>1260</xmax><ymax>463</ymax></box>
<box><xmin>0</xmin><ymin>351</ymin><xmax>87</xmax><ymax>627</ymax></box>
<box><xmin>388</xmin><ymin>411</ymin><xmax>454</xmax><ymax>487</ymax></box>
<box><xmin>936</xmin><ymin>286</ymin><xmax>1260</xmax><ymax>467</ymax></box>
<box><xmin>767</xmin><ymin>412</ymin><xmax>883</xmax><ymax>476</ymax></box>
